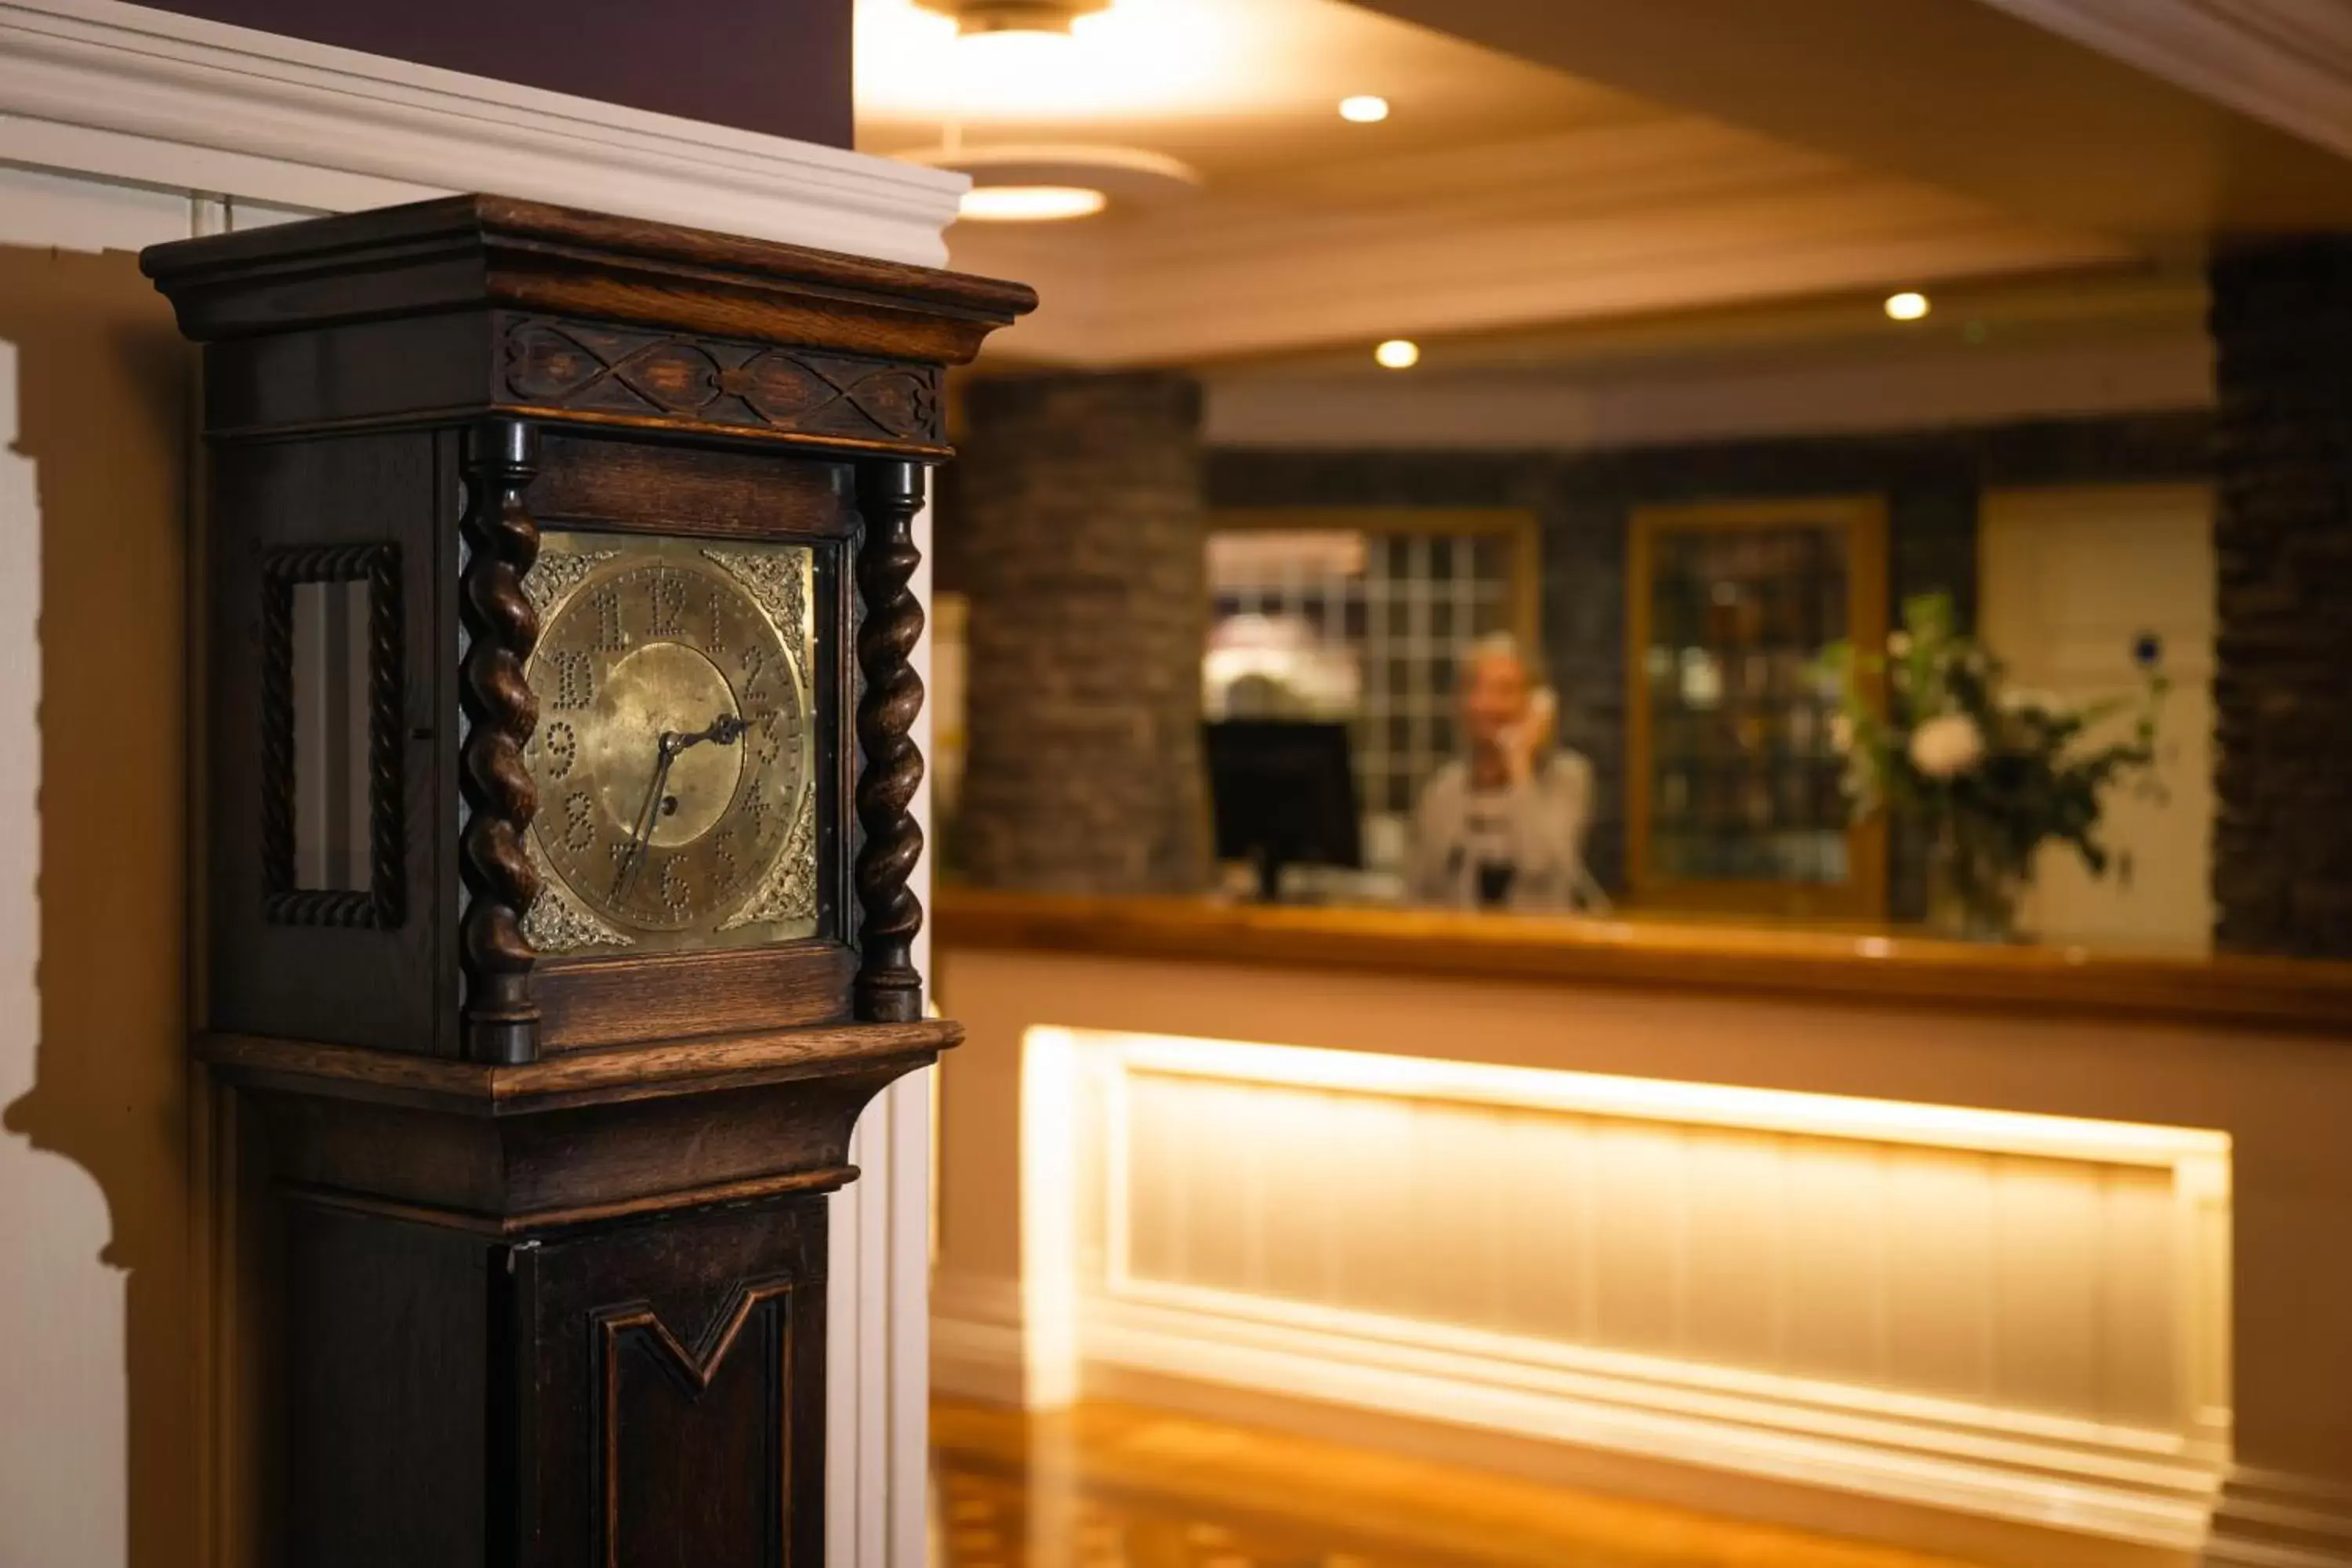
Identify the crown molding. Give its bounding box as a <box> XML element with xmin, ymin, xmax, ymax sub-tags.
<box><xmin>0</xmin><ymin>0</ymin><xmax>966</xmax><ymax>265</ymax></box>
<box><xmin>950</xmin><ymin>129</ymin><xmax>2134</xmax><ymax>365</ymax></box>
<box><xmin>1973</xmin><ymin>0</ymin><xmax>2352</xmax><ymax>165</ymax></box>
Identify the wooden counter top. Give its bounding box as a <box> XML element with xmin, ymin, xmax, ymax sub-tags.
<box><xmin>935</xmin><ymin>887</ymin><xmax>2352</xmax><ymax>1037</ymax></box>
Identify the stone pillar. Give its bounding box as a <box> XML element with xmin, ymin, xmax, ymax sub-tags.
<box><xmin>955</xmin><ymin>372</ymin><xmax>1210</xmax><ymax>893</ymax></box>
<box><xmin>2209</xmin><ymin>238</ymin><xmax>2352</xmax><ymax>960</ymax></box>
<box><xmin>2203</xmin><ymin>237</ymin><xmax>2352</xmax><ymax>1568</ymax></box>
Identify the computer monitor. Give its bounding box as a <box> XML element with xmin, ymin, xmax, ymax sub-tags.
<box><xmin>1203</xmin><ymin>720</ymin><xmax>1363</xmax><ymax>903</ymax></box>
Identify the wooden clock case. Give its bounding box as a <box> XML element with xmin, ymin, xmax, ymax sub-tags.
<box><xmin>142</xmin><ymin>196</ymin><xmax>1031</xmax><ymax>1566</ymax></box>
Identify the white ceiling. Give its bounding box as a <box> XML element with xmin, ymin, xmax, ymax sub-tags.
<box><xmin>851</xmin><ymin>0</ymin><xmax>2287</xmax><ymax>372</ymax></box>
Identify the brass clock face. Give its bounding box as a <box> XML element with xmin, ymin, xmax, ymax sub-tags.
<box><xmin>521</xmin><ymin>533</ymin><xmax>816</xmax><ymax>955</ymax></box>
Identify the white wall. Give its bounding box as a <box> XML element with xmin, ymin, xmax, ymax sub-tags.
<box><xmin>0</xmin><ymin>336</ymin><xmax>129</xmax><ymax>1568</ymax></box>
<box><xmin>1980</xmin><ymin>485</ymin><xmax>2216</xmax><ymax>953</ymax></box>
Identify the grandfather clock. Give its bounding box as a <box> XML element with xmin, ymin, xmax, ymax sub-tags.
<box><xmin>142</xmin><ymin>197</ymin><xmax>1032</xmax><ymax>1565</ymax></box>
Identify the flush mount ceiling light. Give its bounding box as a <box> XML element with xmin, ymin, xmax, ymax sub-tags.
<box><xmin>1338</xmin><ymin>95</ymin><xmax>1390</xmax><ymax>124</ymax></box>
<box><xmin>902</xmin><ymin>141</ymin><xmax>1202</xmax><ymax>223</ymax></box>
<box><xmin>1884</xmin><ymin>290</ymin><xmax>1932</xmax><ymax>321</ymax></box>
<box><xmin>859</xmin><ymin>0</ymin><xmax>1237</xmax><ymax>119</ymax></box>
<box><xmin>916</xmin><ymin>0</ymin><xmax>1109</xmax><ymax>33</ymax></box>
<box><xmin>958</xmin><ymin>184</ymin><xmax>1108</xmax><ymax>222</ymax></box>
<box><xmin>1374</xmin><ymin>338</ymin><xmax>1421</xmax><ymax>369</ymax></box>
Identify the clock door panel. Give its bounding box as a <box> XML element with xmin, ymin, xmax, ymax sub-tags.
<box><xmin>521</xmin><ymin>431</ymin><xmax>862</xmax><ymax>1049</ymax></box>
<box><xmin>515</xmin><ymin>1196</ymin><xmax>827</xmax><ymax>1568</ymax></box>
<box><xmin>209</xmin><ymin>430</ymin><xmax>456</xmax><ymax>1055</ymax></box>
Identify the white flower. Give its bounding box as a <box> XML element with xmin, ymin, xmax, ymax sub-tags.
<box><xmin>1830</xmin><ymin>712</ymin><xmax>1855</xmax><ymax>755</ymax></box>
<box><xmin>1909</xmin><ymin>713</ymin><xmax>1985</xmax><ymax>779</ymax></box>
<box><xmin>1887</xmin><ymin>631</ymin><xmax>1913</xmax><ymax>658</ymax></box>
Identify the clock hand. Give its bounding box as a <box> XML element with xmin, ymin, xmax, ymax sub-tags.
<box><xmin>610</xmin><ymin>712</ymin><xmax>748</xmax><ymax>902</ymax></box>
<box><xmin>666</xmin><ymin>712</ymin><xmax>749</xmax><ymax>754</ymax></box>
<box><xmin>612</xmin><ymin>735</ymin><xmax>680</xmax><ymax>902</ymax></box>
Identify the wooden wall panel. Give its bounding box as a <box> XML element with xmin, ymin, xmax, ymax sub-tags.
<box><xmin>1047</xmin><ymin>1030</ymin><xmax>2231</xmax><ymax>1548</ymax></box>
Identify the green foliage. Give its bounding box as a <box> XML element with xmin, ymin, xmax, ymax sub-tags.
<box><xmin>1818</xmin><ymin>591</ymin><xmax>2167</xmax><ymax>884</ymax></box>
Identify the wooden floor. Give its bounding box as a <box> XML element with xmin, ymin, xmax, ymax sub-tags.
<box><xmin>930</xmin><ymin>1398</ymin><xmax>1993</xmax><ymax>1568</ymax></box>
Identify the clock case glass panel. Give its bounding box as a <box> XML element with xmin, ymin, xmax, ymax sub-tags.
<box><xmin>521</xmin><ymin>530</ymin><xmax>822</xmax><ymax>956</ymax></box>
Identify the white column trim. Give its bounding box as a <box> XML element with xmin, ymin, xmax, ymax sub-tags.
<box><xmin>2207</xmin><ymin>1465</ymin><xmax>2352</xmax><ymax>1567</ymax></box>
<box><xmin>0</xmin><ymin>0</ymin><xmax>965</xmax><ymax>265</ymax></box>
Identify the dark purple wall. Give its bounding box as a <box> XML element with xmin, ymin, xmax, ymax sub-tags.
<box><xmin>146</xmin><ymin>0</ymin><xmax>853</xmax><ymax>149</ymax></box>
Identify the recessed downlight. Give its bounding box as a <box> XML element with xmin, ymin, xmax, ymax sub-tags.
<box><xmin>1339</xmin><ymin>95</ymin><xmax>1390</xmax><ymax>124</ymax></box>
<box><xmin>958</xmin><ymin>184</ymin><xmax>1107</xmax><ymax>222</ymax></box>
<box><xmin>1374</xmin><ymin>338</ymin><xmax>1420</xmax><ymax>369</ymax></box>
<box><xmin>1884</xmin><ymin>290</ymin><xmax>1931</xmax><ymax>321</ymax></box>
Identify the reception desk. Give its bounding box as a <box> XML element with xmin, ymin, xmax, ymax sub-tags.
<box><xmin>930</xmin><ymin>891</ymin><xmax>2352</xmax><ymax>1568</ymax></box>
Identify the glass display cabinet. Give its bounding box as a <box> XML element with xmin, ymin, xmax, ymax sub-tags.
<box><xmin>1626</xmin><ymin>496</ymin><xmax>1888</xmax><ymax>918</ymax></box>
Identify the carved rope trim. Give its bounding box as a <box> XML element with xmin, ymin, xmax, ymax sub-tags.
<box><xmin>258</xmin><ymin>542</ymin><xmax>405</xmax><ymax>929</ymax></box>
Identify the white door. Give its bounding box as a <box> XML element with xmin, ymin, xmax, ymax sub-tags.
<box><xmin>1979</xmin><ymin>484</ymin><xmax>2214</xmax><ymax>952</ymax></box>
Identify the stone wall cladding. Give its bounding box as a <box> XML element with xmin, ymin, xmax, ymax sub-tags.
<box><xmin>2209</xmin><ymin>239</ymin><xmax>2352</xmax><ymax>958</ymax></box>
<box><xmin>955</xmin><ymin>372</ymin><xmax>1210</xmax><ymax>894</ymax></box>
<box><xmin>1209</xmin><ymin>412</ymin><xmax>2209</xmax><ymax>913</ymax></box>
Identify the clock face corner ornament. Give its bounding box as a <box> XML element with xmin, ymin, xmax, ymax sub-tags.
<box><xmin>519</xmin><ymin>532</ymin><xmax>818</xmax><ymax>956</ymax></box>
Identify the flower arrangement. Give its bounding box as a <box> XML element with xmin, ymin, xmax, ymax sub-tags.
<box><xmin>1819</xmin><ymin>592</ymin><xmax>2166</xmax><ymax>940</ymax></box>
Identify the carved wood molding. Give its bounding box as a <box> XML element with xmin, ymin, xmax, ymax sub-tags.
<box><xmin>257</xmin><ymin>541</ymin><xmax>405</xmax><ymax>929</ymax></box>
<box><xmin>593</xmin><ymin>1279</ymin><xmax>797</xmax><ymax>1567</ymax></box>
<box><xmin>459</xmin><ymin>418</ymin><xmax>544</xmax><ymax>1063</ymax></box>
<box><xmin>501</xmin><ymin>315</ymin><xmax>944</xmax><ymax>448</ymax></box>
<box><xmin>852</xmin><ymin>461</ymin><xmax>928</xmax><ymax>1023</ymax></box>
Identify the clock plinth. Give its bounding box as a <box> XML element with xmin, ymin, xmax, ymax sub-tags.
<box><xmin>143</xmin><ymin>197</ymin><xmax>1032</xmax><ymax>1563</ymax></box>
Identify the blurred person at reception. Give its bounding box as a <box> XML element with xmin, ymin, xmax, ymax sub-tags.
<box><xmin>1410</xmin><ymin>633</ymin><xmax>1602</xmax><ymax>913</ymax></box>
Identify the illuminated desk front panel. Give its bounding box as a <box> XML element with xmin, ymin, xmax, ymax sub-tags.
<box><xmin>935</xmin><ymin>894</ymin><xmax>2352</xmax><ymax>1568</ymax></box>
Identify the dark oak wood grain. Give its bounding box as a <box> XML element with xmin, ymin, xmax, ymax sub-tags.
<box><xmin>529</xmin><ymin>432</ymin><xmax>857</xmax><ymax>541</ymax></box>
<box><xmin>142</xmin><ymin>193</ymin><xmax>1035</xmax><ymax>369</ymax></box>
<box><xmin>535</xmin><ymin>942</ymin><xmax>861</xmax><ymax>1051</ymax></box>
<box><xmin>281</xmin><ymin>1190</ymin><xmax>831</xmax><ymax>1567</ymax></box>
<box><xmin>147</xmin><ymin>195</ymin><xmax>1025</xmax><ymax>1565</ymax></box>
<box><xmin>147</xmin><ymin>193</ymin><xmax>1030</xmax><ymax>1063</ymax></box>
<box><xmin>198</xmin><ymin>1017</ymin><xmax>960</xmax><ymax>1113</ymax></box>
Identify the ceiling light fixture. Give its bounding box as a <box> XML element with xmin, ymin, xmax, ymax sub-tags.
<box><xmin>918</xmin><ymin>0</ymin><xmax>1109</xmax><ymax>34</ymax></box>
<box><xmin>1339</xmin><ymin>95</ymin><xmax>1390</xmax><ymax>124</ymax></box>
<box><xmin>862</xmin><ymin>0</ymin><xmax>1233</xmax><ymax>120</ymax></box>
<box><xmin>907</xmin><ymin>143</ymin><xmax>1198</xmax><ymax>224</ymax></box>
<box><xmin>1884</xmin><ymin>291</ymin><xmax>1931</xmax><ymax>322</ymax></box>
<box><xmin>958</xmin><ymin>183</ymin><xmax>1108</xmax><ymax>223</ymax></box>
<box><xmin>1374</xmin><ymin>339</ymin><xmax>1420</xmax><ymax>369</ymax></box>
